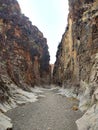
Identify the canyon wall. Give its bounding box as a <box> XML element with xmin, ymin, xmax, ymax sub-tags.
<box><xmin>53</xmin><ymin>0</ymin><xmax>98</xmax><ymax>129</ymax></box>
<box><xmin>54</xmin><ymin>0</ymin><xmax>98</xmax><ymax>88</ymax></box>
<box><xmin>0</xmin><ymin>0</ymin><xmax>50</xmax><ymax>103</ymax></box>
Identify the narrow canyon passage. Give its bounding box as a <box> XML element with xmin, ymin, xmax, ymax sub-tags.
<box><xmin>6</xmin><ymin>88</ymin><xmax>82</xmax><ymax>130</ymax></box>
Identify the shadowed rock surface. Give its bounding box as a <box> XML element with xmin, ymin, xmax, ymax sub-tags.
<box><xmin>0</xmin><ymin>0</ymin><xmax>50</xmax><ymax>93</ymax></box>
<box><xmin>0</xmin><ymin>0</ymin><xmax>51</xmax><ymax>107</ymax></box>
<box><xmin>0</xmin><ymin>0</ymin><xmax>50</xmax><ymax>129</ymax></box>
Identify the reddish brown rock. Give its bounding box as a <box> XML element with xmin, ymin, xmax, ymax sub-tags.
<box><xmin>0</xmin><ymin>0</ymin><xmax>50</xmax><ymax>101</ymax></box>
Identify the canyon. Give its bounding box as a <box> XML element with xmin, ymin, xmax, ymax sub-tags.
<box><xmin>0</xmin><ymin>0</ymin><xmax>98</xmax><ymax>130</ymax></box>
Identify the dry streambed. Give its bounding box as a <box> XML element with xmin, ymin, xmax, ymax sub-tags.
<box><xmin>6</xmin><ymin>88</ymin><xmax>82</xmax><ymax>130</ymax></box>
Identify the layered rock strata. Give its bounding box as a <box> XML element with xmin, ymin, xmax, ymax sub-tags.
<box><xmin>53</xmin><ymin>0</ymin><xmax>98</xmax><ymax>129</ymax></box>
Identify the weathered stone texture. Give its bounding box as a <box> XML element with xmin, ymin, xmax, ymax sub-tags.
<box><xmin>0</xmin><ymin>0</ymin><xmax>50</xmax><ymax>103</ymax></box>
<box><xmin>53</xmin><ymin>0</ymin><xmax>98</xmax><ymax>88</ymax></box>
<box><xmin>53</xmin><ymin>0</ymin><xmax>98</xmax><ymax>129</ymax></box>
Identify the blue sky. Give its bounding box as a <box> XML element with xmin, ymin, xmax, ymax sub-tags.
<box><xmin>17</xmin><ymin>0</ymin><xmax>69</xmax><ymax>63</ymax></box>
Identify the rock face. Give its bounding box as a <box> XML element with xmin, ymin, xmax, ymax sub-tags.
<box><xmin>54</xmin><ymin>0</ymin><xmax>98</xmax><ymax>87</ymax></box>
<box><xmin>0</xmin><ymin>1</ymin><xmax>50</xmax><ymax>129</ymax></box>
<box><xmin>0</xmin><ymin>0</ymin><xmax>50</xmax><ymax>92</ymax></box>
<box><xmin>53</xmin><ymin>0</ymin><xmax>98</xmax><ymax>129</ymax></box>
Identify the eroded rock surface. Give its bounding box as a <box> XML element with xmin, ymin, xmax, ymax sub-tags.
<box><xmin>0</xmin><ymin>0</ymin><xmax>51</xmax><ymax>102</ymax></box>
<box><xmin>0</xmin><ymin>0</ymin><xmax>50</xmax><ymax>90</ymax></box>
<box><xmin>0</xmin><ymin>0</ymin><xmax>50</xmax><ymax>129</ymax></box>
<box><xmin>53</xmin><ymin>0</ymin><xmax>98</xmax><ymax>129</ymax></box>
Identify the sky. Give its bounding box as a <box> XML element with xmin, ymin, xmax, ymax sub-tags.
<box><xmin>17</xmin><ymin>0</ymin><xmax>69</xmax><ymax>64</ymax></box>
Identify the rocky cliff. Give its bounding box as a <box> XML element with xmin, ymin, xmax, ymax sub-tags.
<box><xmin>0</xmin><ymin>0</ymin><xmax>50</xmax><ymax>129</ymax></box>
<box><xmin>53</xmin><ymin>0</ymin><xmax>98</xmax><ymax>129</ymax></box>
<box><xmin>0</xmin><ymin>0</ymin><xmax>50</xmax><ymax>91</ymax></box>
<box><xmin>0</xmin><ymin>0</ymin><xmax>51</xmax><ymax>112</ymax></box>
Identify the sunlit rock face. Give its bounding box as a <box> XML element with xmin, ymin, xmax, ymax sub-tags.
<box><xmin>54</xmin><ymin>0</ymin><xmax>98</xmax><ymax>129</ymax></box>
<box><xmin>0</xmin><ymin>0</ymin><xmax>50</xmax><ymax>101</ymax></box>
<box><xmin>53</xmin><ymin>0</ymin><xmax>98</xmax><ymax>88</ymax></box>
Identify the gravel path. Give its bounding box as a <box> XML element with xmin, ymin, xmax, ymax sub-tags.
<box><xmin>6</xmin><ymin>88</ymin><xmax>82</xmax><ymax>130</ymax></box>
